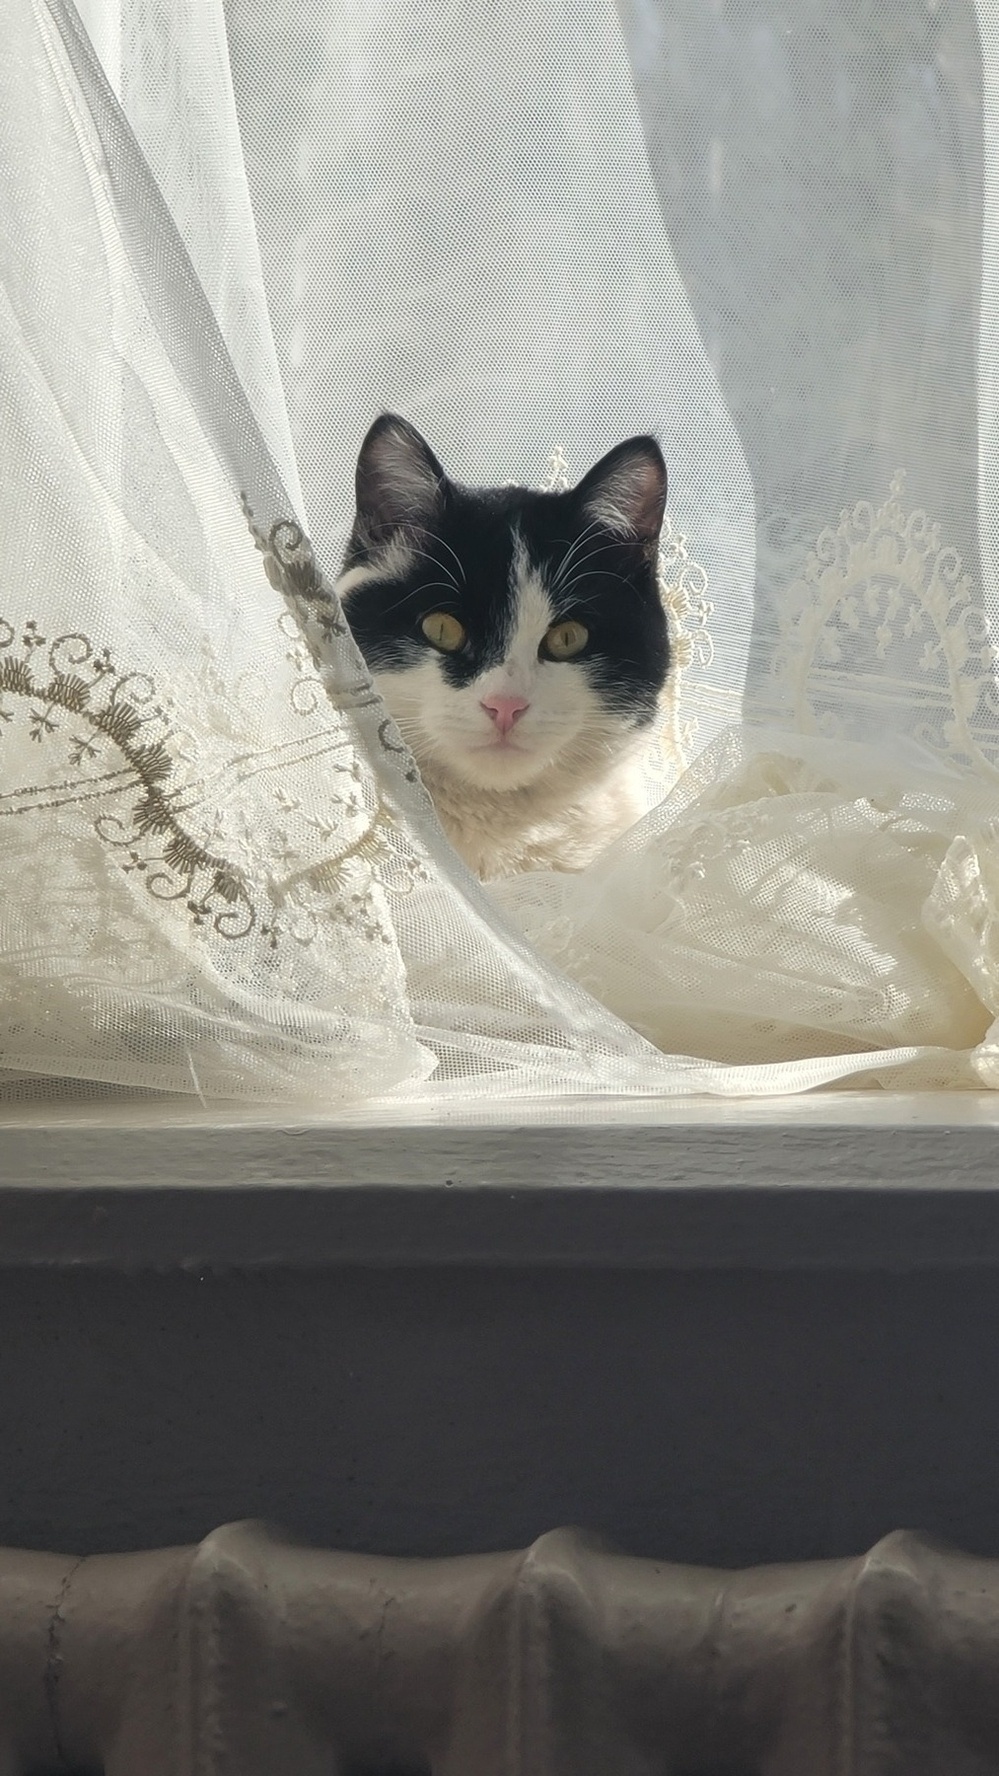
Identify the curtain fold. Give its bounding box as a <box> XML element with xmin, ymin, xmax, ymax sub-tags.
<box><xmin>4</xmin><ymin>0</ymin><xmax>999</xmax><ymax>1103</ymax></box>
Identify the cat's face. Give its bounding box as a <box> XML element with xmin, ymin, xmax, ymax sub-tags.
<box><xmin>337</xmin><ymin>415</ymin><xmax>670</xmax><ymax>793</ymax></box>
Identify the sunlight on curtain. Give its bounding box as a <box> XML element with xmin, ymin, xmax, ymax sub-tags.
<box><xmin>3</xmin><ymin>0</ymin><xmax>999</xmax><ymax>1103</ymax></box>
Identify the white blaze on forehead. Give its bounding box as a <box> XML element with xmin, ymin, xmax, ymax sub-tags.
<box><xmin>483</xmin><ymin>533</ymin><xmax>554</xmax><ymax>689</ymax></box>
<box><xmin>335</xmin><ymin>536</ymin><xmax>414</xmax><ymax>602</ymax></box>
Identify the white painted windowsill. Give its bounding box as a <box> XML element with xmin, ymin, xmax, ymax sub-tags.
<box><xmin>0</xmin><ymin>1092</ymin><xmax>996</xmax><ymax>1270</ymax></box>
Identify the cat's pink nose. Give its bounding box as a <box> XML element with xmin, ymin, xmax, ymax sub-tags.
<box><xmin>480</xmin><ymin>693</ymin><xmax>529</xmax><ymax>736</ymax></box>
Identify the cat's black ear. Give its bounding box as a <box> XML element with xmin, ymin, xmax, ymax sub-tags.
<box><xmin>573</xmin><ymin>436</ymin><xmax>667</xmax><ymax>544</ymax></box>
<box><xmin>355</xmin><ymin>413</ymin><xmax>445</xmax><ymax>541</ymax></box>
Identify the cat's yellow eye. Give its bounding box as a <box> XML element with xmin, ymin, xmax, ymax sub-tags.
<box><xmin>543</xmin><ymin>620</ymin><xmax>589</xmax><ymax>660</ymax></box>
<box><xmin>421</xmin><ymin>611</ymin><xmax>466</xmax><ymax>652</ymax></box>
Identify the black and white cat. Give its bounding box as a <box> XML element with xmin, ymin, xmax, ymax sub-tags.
<box><xmin>337</xmin><ymin>414</ymin><xmax>670</xmax><ymax>880</ymax></box>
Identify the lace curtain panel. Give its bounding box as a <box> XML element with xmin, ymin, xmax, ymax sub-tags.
<box><xmin>3</xmin><ymin>0</ymin><xmax>999</xmax><ymax>1104</ymax></box>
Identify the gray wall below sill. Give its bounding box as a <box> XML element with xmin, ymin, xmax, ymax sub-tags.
<box><xmin>0</xmin><ymin>1095</ymin><xmax>997</xmax><ymax>1568</ymax></box>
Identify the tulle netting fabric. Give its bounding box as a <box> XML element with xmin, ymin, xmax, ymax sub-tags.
<box><xmin>4</xmin><ymin>0</ymin><xmax>999</xmax><ymax>1105</ymax></box>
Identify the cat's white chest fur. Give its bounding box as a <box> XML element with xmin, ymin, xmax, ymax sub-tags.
<box><xmin>416</xmin><ymin>740</ymin><xmax>648</xmax><ymax>881</ymax></box>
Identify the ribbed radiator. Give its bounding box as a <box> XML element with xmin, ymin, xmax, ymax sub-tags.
<box><xmin>3</xmin><ymin>1522</ymin><xmax>995</xmax><ymax>1773</ymax></box>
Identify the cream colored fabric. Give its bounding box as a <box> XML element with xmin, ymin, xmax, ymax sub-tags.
<box><xmin>3</xmin><ymin>0</ymin><xmax>999</xmax><ymax>1103</ymax></box>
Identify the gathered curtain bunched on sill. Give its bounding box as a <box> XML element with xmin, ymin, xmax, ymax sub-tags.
<box><xmin>4</xmin><ymin>0</ymin><xmax>999</xmax><ymax>1105</ymax></box>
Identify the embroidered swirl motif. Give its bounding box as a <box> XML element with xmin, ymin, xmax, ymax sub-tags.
<box><xmin>770</xmin><ymin>474</ymin><xmax>999</xmax><ymax>775</ymax></box>
<box><xmin>656</xmin><ymin>516</ymin><xmax>714</xmax><ymax>767</ymax></box>
<box><xmin>241</xmin><ymin>495</ymin><xmax>350</xmax><ymax>647</ymax></box>
<box><xmin>241</xmin><ymin>496</ymin><xmax>431</xmax><ymax>898</ymax></box>
<box><xmin>0</xmin><ymin>503</ymin><xmax>418</xmax><ymax>954</ymax></box>
<box><xmin>0</xmin><ymin>618</ymin><xmax>260</xmax><ymax>939</ymax></box>
<box><xmin>242</xmin><ymin>495</ymin><xmax>424</xmax><ymax>791</ymax></box>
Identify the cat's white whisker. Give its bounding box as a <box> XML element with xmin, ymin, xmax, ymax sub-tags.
<box><xmin>420</xmin><ymin>529</ymin><xmax>467</xmax><ymax>585</ymax></box>
<box><xmin>403</xmin><ymin>546</ymin><xmax>461</xmax><ymax>591</ymax></box>
<box><xmin>372</xmin><ymin>579</ymin><xmax>458</xmax><ymax>621</ymax></box>
<box><xmin>555</xmin><ymin>553</ymin><xmax>639</xmax><ymax>599</ymax></box>
<box><xmin>548</xmin><ymin>520</ymin><xmax>607</xmax><ymax>593</ymax></box>
<box><xmin>403</xmin><ymin>580</ymin><xmax>461</xmax><ymax>605</ymax></box>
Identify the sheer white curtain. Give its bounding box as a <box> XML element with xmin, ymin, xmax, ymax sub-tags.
<box><xmin>3</xmin><ymin>0</ymin><xmax>999</xmax><ymax>1103</ymax></box>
